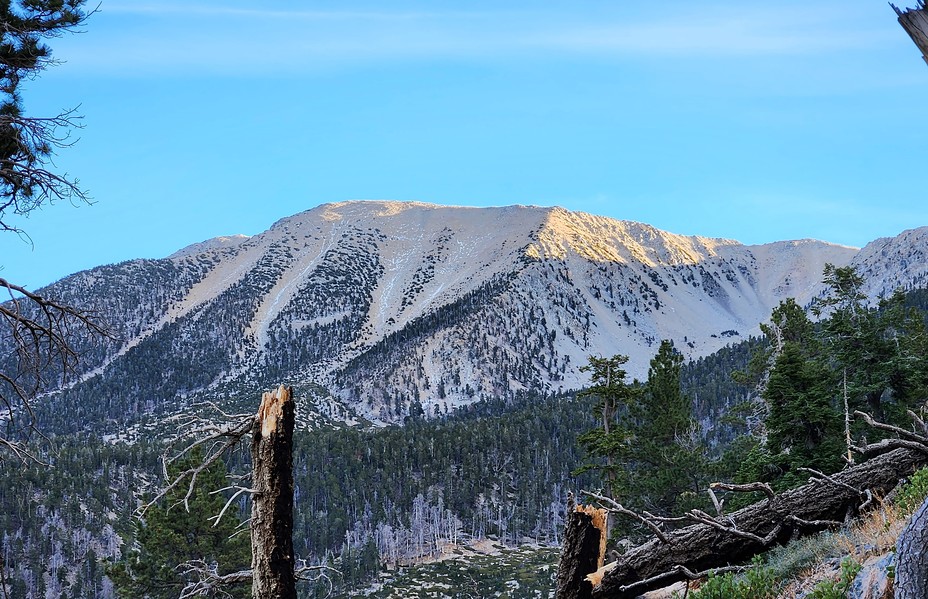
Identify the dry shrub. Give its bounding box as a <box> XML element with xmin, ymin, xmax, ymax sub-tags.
<box><xmin>833</xmin><ymin>500</ymin><xmax>906</xmax><ymax>562</ymax></box>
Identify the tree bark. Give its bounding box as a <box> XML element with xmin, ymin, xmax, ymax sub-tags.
<box><xmin>891</xmin><ymin>3</ymin><xmax>928</xmax><ymax>66</ymax></box>
<box><xmin>251</xmin><ymin>385</ymin><xmax>296</xmax><ymax>599</ymax></box>
<box><xmin>556</xmin><ymin>505</ymin><xmax>608</xmax><ymax>599</ymax></box>
<box><xmin>579</xmin><ymin>447</ymin><xmax>927</xmax><ymax>598</ymax></box>
<box><xmin>895</xmin><ymin>495</ymin><xmax>928</xmax><ymax>599</ymax></box>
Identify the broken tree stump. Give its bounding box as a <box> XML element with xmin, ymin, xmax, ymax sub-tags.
<box><xmin>891</xmin><ymin>2</ymin><xmax>928</xmax><ymax>66</ymax></box>
<box><xmin>573</xmin><ymin>447</ymin><xmax>928</xmax><ymax>598</ymax></box>
<box><xmin>556</xmin><ymin>503</ymin><xmax>608</xmax><ymax>599</ymax></box>
<box><xmin>251</xmin><ymin>385</ymin><xmax>296</xmax><ymax>599</ymax></box>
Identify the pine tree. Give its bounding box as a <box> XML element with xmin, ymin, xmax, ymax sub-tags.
<box><xmin>816</xmin><ymin>265</ymin><xmax>928</xmax><ymax>426</ymax></box>
<box><xmin>633</xmin><ymin>340</ymin><xmax>706</xmax><ymax>515</ymax></box>
<box><xmin>763</xmin><ymin>342</ymin><xmax>843</xmax><ymax>487</ymax></box>
<box><xmin>107</xmin><ymin>449</ymin><xmax>250</xmax><ymax>598</ymax></box>
<box><xmin>576</xmin><ymin>344</ymin><xmax>708</xmax><ymax>528</ymax></box>
<box><xmin>734</xmin><ymin>267</ymin><xmax>928</xmax><ymax>490</ymax></box>
<box><xmin>734</xmin><ymin>298</ymin><xmax>843</xmax><ymax>489</ymax></box>
<box><xmin>574</xmin><ymin>354</ymin><xmax>639</xmax><ymax>498</ymax></box>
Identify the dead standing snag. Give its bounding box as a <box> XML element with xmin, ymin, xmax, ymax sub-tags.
<box><xmin>251</xmin><ymin>385</ymin><xmax>297</xmax><ymax>599</ymax></box>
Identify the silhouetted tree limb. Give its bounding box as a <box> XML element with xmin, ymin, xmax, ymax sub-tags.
<box><xmin>0</xmin><ymin>276</ymin><xmax>110</xmax><ymax>460</ymax></box>
<box><xmin>0</xmin><ymin>0</ymin><xmax>101</xmax><ymax>461</ymax></box>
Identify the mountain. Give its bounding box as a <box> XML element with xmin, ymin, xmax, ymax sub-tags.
<box><xmin>15</xmin><ymin>201</ymin><xmax>926</xmax><ymax>430</ymax></box>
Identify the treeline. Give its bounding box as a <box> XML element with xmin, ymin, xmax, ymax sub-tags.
<box><xmin>288</xmin><ymin>392</ymin><xmax>598</xmax><ymax>588</ymax></box>
<box><xmin>0</xmin><ymin>438</ymin><xmax>157</xmax><ymax>598</ymax></box>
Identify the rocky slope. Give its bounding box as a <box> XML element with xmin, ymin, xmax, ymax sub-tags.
<box><xmin>10</xmin><ymin>201</ymin><xmax>925</xmax><ymax>429</ymax></box>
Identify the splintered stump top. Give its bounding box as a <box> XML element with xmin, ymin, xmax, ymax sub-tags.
<box><xmin>257</xmin><ymin>384</ymin><xmax>293</xmax><ymax>438</ymax></box>
<box><xmin>556</xmin><ymin>504</ymin><xmax>609</xmax><ymax>599</ymax></box>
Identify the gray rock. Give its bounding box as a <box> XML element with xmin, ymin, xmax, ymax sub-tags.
<box><xmin>848</xmin><ymin>552</ymin><xmax>894</xmax><ymax>599</ymax></box>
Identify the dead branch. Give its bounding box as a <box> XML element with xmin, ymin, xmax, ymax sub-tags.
<box><xmin>797</xmin><ymin>467</ymin><xmax>863</xmax><ymax>496</ymax></box>
<box><xmin>0</xmin><ymin>277</ymin><xmax>111</xmax><ymax>461</ymax></box>
<box><xmin>684</xmin><ymin>509</ymin><xmax>782</xmax><ymax>546</ymax></box>
<box><xmin>710</xmin><ymin>481</ymin><xmax>775</xmax><ymax>500</ymax></box>
<box><xmin>707</xmin><ymin>487</ymin><xmax>724</xmax><ymax>518</ymax></box>
<box><xmin>617</xmin><ymin>563</ymin><xmax>750</xmax><ymax>595</ymax></box>
<box><xmin>852</xmin><ymin>438</ymin><xmax>928</xmax><ymax>456</ymax></box>
<box><xmin>138</xmin><ymin>404</ymin><xmax>254</xmax><ymax>516</ymax></box>
<box><xmin>176</xmin><ymin>561</ymin><xmax>252</xmax><ymax>599</ymax></box>
<box><xmin>908</xmin><ymin>409</ymin><xmax>928</xmax><ymax>438</ymax></box>
<box><xmin>209</xmin><ymin>486</ymin><xmax>258</xmax><ymax>529</ymax></box>
<box><xmin>784</xmin><ymin>514</ymin><xmax>843</xmax><ymax>529</ymax></box>
<box><xmin>855</xmin><ymin>410</ymin><xmax>928</xmax><ymax>445</ymax></box>
<box><xmin>582</xmin><ymin>490</ymin><xmax>672</xmax><ymax>545</ymax></box>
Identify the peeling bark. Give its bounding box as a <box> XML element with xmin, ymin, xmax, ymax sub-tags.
<box><xmin>251</xmin><ymin>385</ymin><xmax>296</xmax><ymax>599</ymax></box>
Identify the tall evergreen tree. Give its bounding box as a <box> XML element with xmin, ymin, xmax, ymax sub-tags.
<box><xmin>0</xmin><ymin>0</ymin><xmax>100</xmax><ymax>461</ymax></box>
<box><xmin>107</xmin><ymin>450</ymin><xmax>250</xmax><ymax>598</ymax></box>
<box><xmin>736</xmin><ymin>266</ymin><xmax>928</xmax><ymax>490</ymax></box>
<box><xmin>634</xmin><ymin>340</ymin><xmax>706</xmax><ymax>515</ymax></box>
<box><xmin>576</xmin><ymin>344</ymin><xmax>708</xmax><ymax>525</ymax></box>
<box><xmin>575</xmin><ymin>354</ymin><xmax>638</xmax><ymax>498</ymax></box>
<box><xmin>815</xmin><ymin>264</ymin><xmax>928</xmax><ymax>426</ymax></box>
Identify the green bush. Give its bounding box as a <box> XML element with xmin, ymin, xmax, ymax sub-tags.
<box><xmin>807</xmin><ymin>558</ymin><xmax>861</xmax><ymax>599</ymax></box>
<box><xmin>682</xmin><ymin>557</ymin><xmax>781</xmax><ymax>599</ymax></box>
<box><xmin>895</xmin><ymin>466</ymin><xmax>928</xmax><ymax>514</ymax></box>
<box><xmin>760</xmin><ymin>530</ymin><xmax>842</xmax><ymax>582</ymax></box>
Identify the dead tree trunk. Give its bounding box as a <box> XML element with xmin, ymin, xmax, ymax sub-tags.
<box><xmin>251</xmin><ymin>385</ymin><xmax>296</xmax><ymax>599</ymax></box>
<box><xmin>895</xmin><ymin>495</ymin><xmax>928</xmax><ymax>599</ymax></box>
<box><xmin>891</xmin><ymin>2</ymin><xmax>928</xmax><ymax>66</ymax></box>
<box><xmin>578</xmin><ymin>447</ymin><xmax>927</xmax><ymax>598</ymax></box>
<box><xmin>556</xmin><ymin>504</ymin><xmax>608</xmax><ymax>599</ymax></box>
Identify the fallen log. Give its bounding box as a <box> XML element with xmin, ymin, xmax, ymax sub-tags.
<box><xmin>586</xmin><ymin>446</ymin><xmax>928</xmax><ymax>598</ymax></box>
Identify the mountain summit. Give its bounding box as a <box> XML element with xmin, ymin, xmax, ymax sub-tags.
<box><xmin>22</xmin><ymin>201</ymin><xmax>926</xmax><ymax>427</ymax></box>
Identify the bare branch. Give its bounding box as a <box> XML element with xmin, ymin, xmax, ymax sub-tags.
<box><xmin>582</xmin><ymin>490</ymin><xmax>673</xmax><ymax>545</ymax></box>
<box><xmin>137</xmin><ymin>406</ymin><xmax>254</xmax><ymax>516</ymax></box>
<box><xmin>0</xmin><ymin>436</ymin><xmax>46</xmax><ymax>465</ymax></box>
<box><xmin>907</xmin><ymin>409</ymin><xmax>928</xmax><ymax>438</ymax></box>
<box><xmin>174</xmin><ymin>559</ymin><xmax>338</xmax><ymax>598</ymax></box>
<box><xmin>175</xmin><ymin>560</ymin><xmax>251</xmax><ymax>599</ymax></box>
<box><xmin>617</xmin><ymin>564</ymin><xmax>750</xmax><ymax>594</ymax></box>
<box><xmin>852</xmin><ymin>438</ymin><xmax>928</xmax><ymax>456</ymax></box>
<box><xmin>707</xmin><ymin>487</ymin><xmax>724</xmax><ymax>518</ymax></box>
<box><xmin>854</xmin><ymin>410</ymin><xmax>928</xmax><ymax>445</ymax></box>
<box><xmin>209</xmin><ymin>486</ymin><xmax>257</xmax><ymax>529</ymax></box>
<box><xmin>710</xmin><ymin>481</ymin><xmax>775</xmax><ymax>500</ymax></box>
<box><xmin>797</xmin><ymin>467</ymin><xmax>863</xmax><ymax>496</ymax></box>
<box><xmin>641</xmin><ymin>511</ymin><xmax>690</xmax><ymax>524</ymax></box>
<box><xmin>784</xmin><ymin>514</ymin><xmax>843</xmax><ymax>529</ymax></box>
<box><xmin>0</xmin><ymin>276</ymin><xmax>112</xmax><ymax>460</ymax></box>
<box><xmin>684</xmin><ymin>509</ymin><xmax>782</xmax><ymax>546</ymax></box>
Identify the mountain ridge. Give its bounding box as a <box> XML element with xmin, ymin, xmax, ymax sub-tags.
<box><xmin>12</xmin><ymin>200</ymin><xmax>926</xmax><ymax>428</ymax></box>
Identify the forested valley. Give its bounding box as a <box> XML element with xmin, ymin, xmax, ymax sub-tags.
<box><xmin>0</xmin><ymin>323</ymin><xmax>760</xmax><ymax>597</ymax></box>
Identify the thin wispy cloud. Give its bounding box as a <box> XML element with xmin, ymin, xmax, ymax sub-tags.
<box><xmin>101</xmin><ymin>3</ymin><xmax>494</xmax><ymax>21</ymax></box>
<box><xmin>58</xmin><ymin>3</ymin><xmax>894</xmax><ymax>75</ymax></box>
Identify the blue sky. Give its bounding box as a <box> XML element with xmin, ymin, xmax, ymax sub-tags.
<box><xmin>3</xmin><ymin>0</ymin><xmax>928</xmax><ymax>289</ymax></box>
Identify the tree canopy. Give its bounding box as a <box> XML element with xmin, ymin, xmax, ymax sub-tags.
<box><xmin>106</xmin><ymin>449</ymin><xmax>251</xmax><ymax>599</ymax></box>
